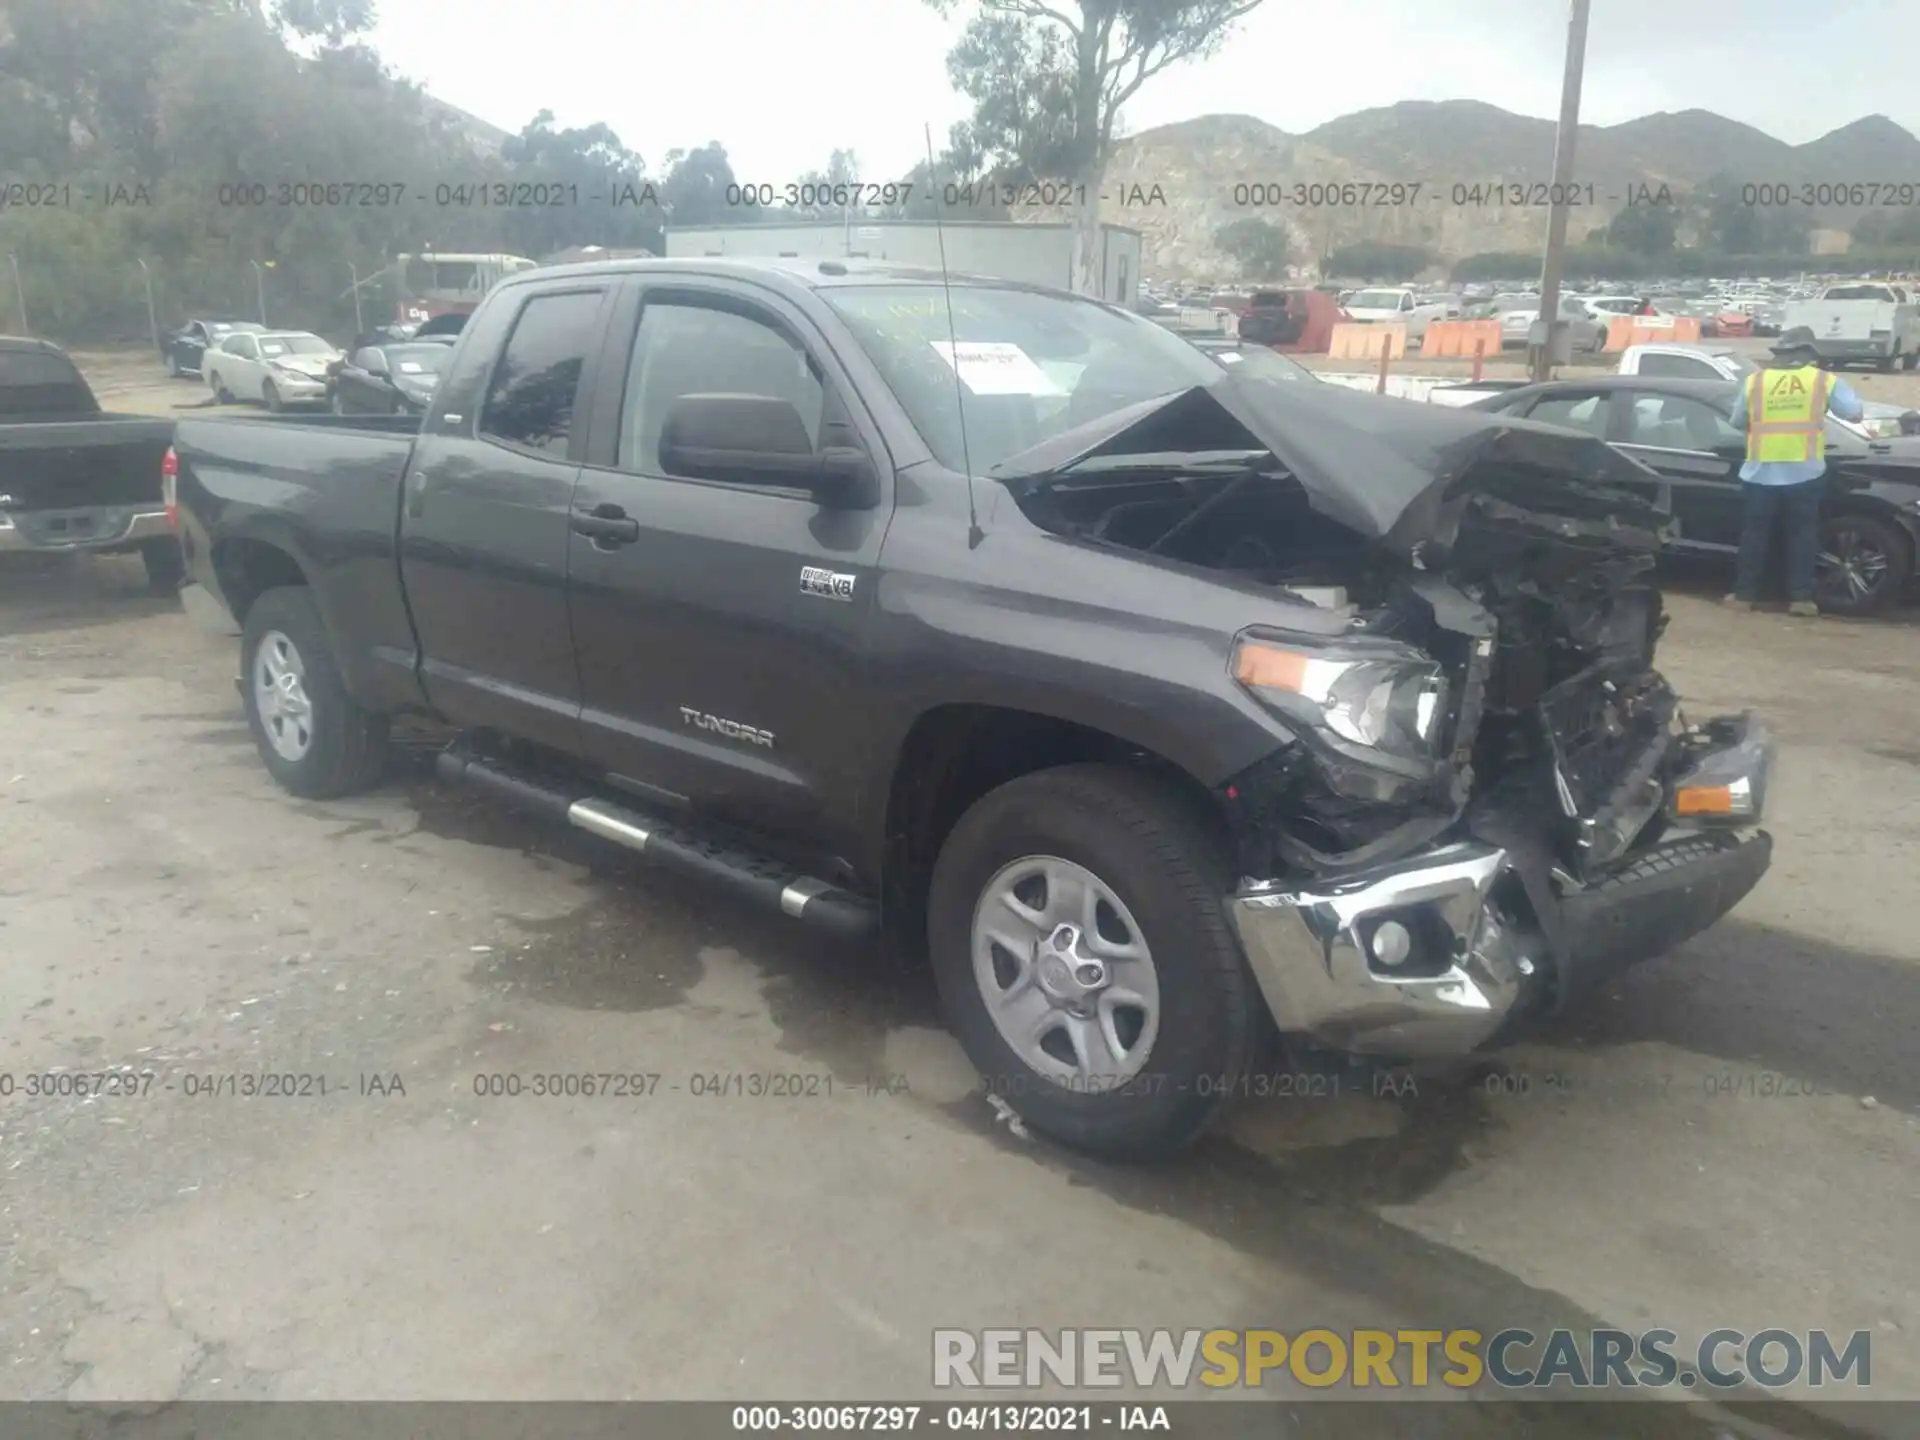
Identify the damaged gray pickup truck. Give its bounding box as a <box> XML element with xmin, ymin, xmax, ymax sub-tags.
<box><xmin>172</xmin><ymin>259</ymin><xmax>1773</xmax><ymax>1160</ymax></box>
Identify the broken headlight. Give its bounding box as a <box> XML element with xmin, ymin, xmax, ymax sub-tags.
<box><xmin>1231</xmin><ymin>628</ymin><xmax>1449</xmax><ymax>772</ymax></box>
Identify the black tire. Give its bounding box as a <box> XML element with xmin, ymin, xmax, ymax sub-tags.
<box><xmin>263</xmin><ymin>380</ymin><xmax>283</xmax><ymax>413</ymax></box>
<box><xmin>141</xmin><ymin>540</ymin><xmax>186</xmax><ymax>594</ymax></box>
<box><xmin>209</xmin><ymin>371</ymin><xmax>232</xmax><ymax>404</ymax></box>
<box><xmin>1816</xmin><ymin>511</ymin><xmax>1913</xmax><ymax>616</ymax></box>
<box><xmin>927</xmin><ymin>763</ymin><xmax>1260</xmax><ymax>1160</ymax></box>
<box><xmin>239</xmin><ymin>586</ymin><xmax>390</xmax><ymax>798</ymax></box>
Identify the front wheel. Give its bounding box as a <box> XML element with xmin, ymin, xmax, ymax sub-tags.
<box><xmin>263</xmin><ymin>380</ymin><xmax>283</xmax><ymax>413</ymax></box>
<box><xmin>240</xmin><ymin>586</ymin><xmax>391</xmax><ymax>798</ymax></box>
<box><xmin>1816</xmin><ymin>512</ymin><xmax>1912</xmax><ymax>616</ymax></box>
<box><xmin>927</xmin><ymin>764</ymin><xmax>1261</xmax><ymax>1160</ymax></box>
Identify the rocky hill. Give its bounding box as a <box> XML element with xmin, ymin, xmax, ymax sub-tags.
<box><xmin>1017</xmin><ymin>101</ymin><xmax>1920</xmax><ymax>280</ymax></box>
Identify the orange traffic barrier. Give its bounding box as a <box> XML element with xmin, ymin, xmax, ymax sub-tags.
<box><xmin>1604</xmin><ymin>315</ymin><xmax>1702</xmax><ymax>350</ymax></box>
<box><xmin>1419</xmin><ymin>319</ymin><xmax>1502</xmax><ymax>358</ymax></box>
<box><xmin>1329</xmin><ymin>322</ymin><xmax>1406</xmax><ymax>360</ymax></box>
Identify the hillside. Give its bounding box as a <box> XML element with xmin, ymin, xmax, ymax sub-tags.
<box><xmin>1029</xmin><ymin>101</ymin><xmax>1920</xmax><ymax>280</ymax></box>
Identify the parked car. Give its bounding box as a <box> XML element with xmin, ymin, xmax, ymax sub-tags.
<box><xmin>1497</xmin><ymin>294</ymin><xmax>1608</xmax><ymax>353</ymax></box>
<box><xmin>1340</xmin><ymin>286</ymin><xmax>1451</xmax><ymax>340</ymax></box>
<box><xmin>170</xmin><ymin>257</ymin><xmax>1776</xmax><ymax>1160</ymax></box>
<box><xmin>0</xmin><ymin>336</ymin><xmax>181</xmax><ymax>591</ymax></box>
<box><xmin>203</xmin><ymin>331</ymin><xmax>342</xmax><ymax>411</ymax></box>
<box><xmin>161</xmin><ymin>319</ymin><xmax>264</xmax><ymax>379</ymax></box>
<box><xmin>1469</xmin><ymin>375</ymin><xmax>1920</xmax><ymax>614</ymax></box>
<box><xmin>1233</xmin><ymin>290</ymin><xmax>1302</xmax><ymax>346</ymax></box>
<box><xmin>1782</xmin><ymin>281</ymin><xmax>1920</xmax><ymax>370</ymax></box>
<box><xmin>328</xmin><ymin>341</ymin><xmax>453</xmax><ymax>415</ymax></box>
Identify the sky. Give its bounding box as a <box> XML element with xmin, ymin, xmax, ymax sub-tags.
<box><xmin>366</xmin><ymin>0</ymin><xmax>1920</xmax><ymax>185</ymax></box>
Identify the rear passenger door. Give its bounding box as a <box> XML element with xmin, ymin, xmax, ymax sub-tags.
<box><xmin>399</xmin><ymin>284</ymin><xmax>612</xmax><ymax>753</ymax></box>
<box><xmin>565</xmin><ymin>276</ymin><xmax>892</xmax><ymax>866</ymax></box>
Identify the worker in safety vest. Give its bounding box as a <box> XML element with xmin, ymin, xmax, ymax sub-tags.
<box><xmin>1724</xmin><ymin>325</ymin><xmax>1863</xmax><ymax>616</ymax></box>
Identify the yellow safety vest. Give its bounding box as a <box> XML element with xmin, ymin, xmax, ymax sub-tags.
<box><xmin>1744</xmin><ymin>366</ymin><xmax>1829</xmax><ymax>464</ymax></box>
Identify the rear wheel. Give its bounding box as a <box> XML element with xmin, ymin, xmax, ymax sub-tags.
<box><xmin>141</xmin><ymin>540</ymin><xmax>185</xmax><ymax>595</ymax></box>
<box><xmin>927</xmin><ymin>763</ymin><xmax>1261</xmax><ymax>1160</ymax></box>
<box><xmin>240</xmin><ymin>586</ymin><xmax>390</xmax><ymax>798</ymax></box>
<box><xmin>1816</xmin><ymin>512</ymin><xmax>1911</xmax><ymax>615</ymax></box>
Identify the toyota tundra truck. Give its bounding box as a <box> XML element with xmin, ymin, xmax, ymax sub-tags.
<box><xmin>170</xmin><ymin>257</ymin><xmax>1776</xmax><ymax>1159</ymax></box>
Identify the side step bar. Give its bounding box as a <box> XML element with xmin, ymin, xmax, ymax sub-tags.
<box><xmin>434</xmin><ymin>749</ymin><xmax>878</xmax><ymax>941</ymax></box>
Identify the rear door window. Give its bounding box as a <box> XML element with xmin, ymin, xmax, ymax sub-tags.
<box><xmin>478</xmin><ymin>289</ymin><xmax>606</xmax><ymax>458</ymax></box>
<box><xmin>1520</xmin><ymin>391</ymin><xmax>1610</xmax><ymax>437</ymax></box>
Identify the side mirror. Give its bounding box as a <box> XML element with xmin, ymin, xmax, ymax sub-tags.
<box><xmin>658</xmin><ymin>393</ymin><xmax>876</xmax><ymax>508</ymax></box>
<box><xmin>363</xmin><ymin>351</ymin><xmax>389</xmax><ymax>376</ymax></box>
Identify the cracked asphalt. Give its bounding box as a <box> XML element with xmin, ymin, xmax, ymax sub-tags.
<box><xmin>1</xmin><ymin>482</ymin><xmax>1917</xmax><ymax>1434</ymax></box>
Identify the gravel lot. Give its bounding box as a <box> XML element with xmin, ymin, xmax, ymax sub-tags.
<box><xmin>1</xmin><ymin>350</ymin><xmax>1916</xmax><ymax>1432</ymax></box>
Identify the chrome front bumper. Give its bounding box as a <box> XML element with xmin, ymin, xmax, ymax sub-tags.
<box><xmin>1229</xmin><ymin>712</ymin><xmax>1776</xmax><ymax>1059</ymax></box>
<box><xmin>0</xmin><ymin>507</ymin><xmax>172</xmax><ymax>553</ymax></box>
<box><xmin>1230</xmin><ymin>843</ymin><xmax>1543</xmax><ymax>1058</ymax></box>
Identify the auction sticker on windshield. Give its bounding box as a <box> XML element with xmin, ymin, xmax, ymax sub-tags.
<box><xmin>929</xmin><ymin>341</ymin><xmax>1066</xmax><ymax>397</ymax></box>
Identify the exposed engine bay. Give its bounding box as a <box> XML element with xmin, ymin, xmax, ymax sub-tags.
<box><xmin>1012</xmin><ymin>462</ymin><xmax>1687</xmax><ymax>891</ymax></box>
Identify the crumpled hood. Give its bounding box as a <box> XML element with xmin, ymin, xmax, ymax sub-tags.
<box><xmin>991</xmin><ymin>376</ymin><xmax>1673</xmax><ymax>561</ymax></box>
<box><xmin>268</xmin><ymin>355</ymin><xmax>334</xmax><ymax>377</ymax></box>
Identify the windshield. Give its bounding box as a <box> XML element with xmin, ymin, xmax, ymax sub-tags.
<box><xmin>385</xmin><ymin>344</ymin><xmax>451</xmax><ymax>376</ymax></box>
<box><xmin>1715</xmin><ymin>352</ymin><xmax>1759</xmax><ymax>376</ymax></box>
<box><xmin>1823</xmin><ymin>285</ymin><xmax>1897</xmax><ymax>302</ymax></box>
<box><xmin>259</xmin><ymin>334</ymin><xmax>334</xmax><ymax>357</ymax></box>
<box><xmin>1208</xmin><ymin>347</ymin><xmax>1316</xmax><ymax>385</ymax></box>
<box><xmin>1493</xmin><ymin>294</ymin><xmax>1541</xmax><ymax>312</ymax></box>
<box><xmin>1347</xmin><ymin>290</ymin><xmax>1406</xmax><ymax>309</ymax></box>
<box><xmin>822</xmin><ymin>284</ymin><xmax>1221</xmax><ymax>474</ymax></box>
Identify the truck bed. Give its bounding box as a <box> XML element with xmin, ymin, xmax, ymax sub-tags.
<box><xmin>173</xmin><ymin>410</ymin><xmax>427</xmax><ymax>708</ymax></box>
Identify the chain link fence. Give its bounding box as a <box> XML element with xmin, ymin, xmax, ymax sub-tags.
<box><xmin>3</xmin><ymin>251</ymin><xmax>401</xmax><ymax>350</ymax></box>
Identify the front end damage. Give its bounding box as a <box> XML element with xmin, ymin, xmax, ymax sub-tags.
<box><xmin>999</xmin><ymin>378</ymin><xmax>1776</xmax><ymax>1058</ymax></box>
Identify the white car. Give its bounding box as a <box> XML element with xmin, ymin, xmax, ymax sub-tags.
<box><xmin>1340</xmin><ymin>286</ymin><xmax>1451</xmax><ymax>340</ymax></box>
<box><xmin>205</xmin><ymin>330</ymin><xmax>341</xmax><ymax>411</ymax></box>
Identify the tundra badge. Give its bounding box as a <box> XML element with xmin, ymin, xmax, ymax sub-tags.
<box><xmin>679</xmin><ymin>708</ymin><xmax>775</xmax><ymax>749</ymax></box>
<box><xmin>800</xmin><ymin>566</ymin><xmax>857</xmax><ymax>602</ymax></box>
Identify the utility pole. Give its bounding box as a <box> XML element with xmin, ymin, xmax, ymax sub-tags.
<box><xmin>251</xmin><ymin>260</ymin><xmax>268</xmax><ymax>326</ymax></box>
<box><xmin>8</xmin><ymin>254</ymin><xmax>26</xmax><ymax>335</ymax></box>
<box><xmin>136</xmin><ymin>258</ymin><xmax>160</xmax><ymax>353</ymax></box>
<box><xmin>1531</xmin><ymin>0</ymin><xmax>1592</xmax><ymax>383</ymax></box>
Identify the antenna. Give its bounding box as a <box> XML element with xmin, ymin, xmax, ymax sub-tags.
<box><xmin>925</xmin><ymin>122</ymin><xmax>984</xmax><ymax>550</ymax></box>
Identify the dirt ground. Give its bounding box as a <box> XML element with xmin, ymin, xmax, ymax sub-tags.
<box><xmin>1</xmin><ymin>350</ymin><xmax>1917</xmax><ymax>1433</ymax></box>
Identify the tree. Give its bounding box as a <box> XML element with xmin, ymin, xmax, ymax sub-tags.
<box><xmin>271</xmin><ymin>0</ymin><xmax>378</xmax><ymax>45</ymax></box>
<box><xmin>1325</xmin><ymin>241</ymin><xmax>1431</xmax><ymax>282</ymax></box>
<box><xmin>1213</xmin><ymin>217</ymin><xmax>1287</xmax><ymax>280</ymax></box>
<box><xmin>929</xmin><ymin>0</ymin><xmax>1266</xmax><ymax>294</ymax></box>
<box><xmin>1693</xmin><ymin>173</ymin><xmax>1813</xmax><ymax>258</ymax></box>
<box><xmin>788</xmin><ymin>147</ymin><xmax>862</xmax><ymax>221</ymax></box>
<box><xmin>1605</xmin><ymin>201</ymin><xmax>1677</xmax><ymax>256</ymax></box>
<box><xmin>499</xmin><ymin>110</ymin><xmax>660</xmax><ymax>256</ymax></box>
<box><xmin>658</xmin><ymin>142</ymin><xmax>738</xmax><ymax>229</ymax></box>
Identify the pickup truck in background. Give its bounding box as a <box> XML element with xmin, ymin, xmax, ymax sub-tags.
<box><xmin>172</xmin><ymin>257</ymin><xmax>1778</xmax><ymax>1160</ymax></box>
<box><xmin>0</xmin><ymin>336</ymin><xmax>182</xmax><ymax>591</ymax></box>
<box><xmin>1340</xmin><ymin>286</ymin><xmax>1451</xmax><ymax>341</ymax></box>
<box><xmin>1782</xmin><ymin>282</ymin><xmax>1920</xmax><ymax>370</ymax></box>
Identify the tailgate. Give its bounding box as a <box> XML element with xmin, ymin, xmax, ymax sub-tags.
<box><xmin>0</xmin><ymin>420</ymin><xmax>174</xmax><ymax>511</ymax></box>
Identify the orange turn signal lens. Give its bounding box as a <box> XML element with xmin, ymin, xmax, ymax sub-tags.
<box><xmin>1674</xmin><ymin>785</ymin><xmax>1734</xmax><ymax>816</ymax></box>
<box><xmin>1232</xmin><ymin>642</ymin><xmax>1311</xmax><ymax>691</ymax></box>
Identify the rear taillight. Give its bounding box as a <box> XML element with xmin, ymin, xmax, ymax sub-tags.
<box><xmin>162</xmin><ymin>446</ymin><xmax>178</xmax><ymax>530</ymax></box>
